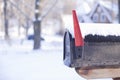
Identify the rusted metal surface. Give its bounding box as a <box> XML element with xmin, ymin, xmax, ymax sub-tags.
<box><xmin>75</xmin><ymin>67</ymin><xmax>120</xmax><ymax>79</ymax></box>
<box><xmin>64</xmin><ymin>41</ymin><xmax>120</xmax><ymax>68</ymax></box>
<box><xmin>113</xmin><ymin>78</ymin><xmax>120</xmax><ymax>80</ymax></box>
<box><xmin>81</xmin><ymin>42</ymin><xmax>120</xmax><ymax>68</ymax></box>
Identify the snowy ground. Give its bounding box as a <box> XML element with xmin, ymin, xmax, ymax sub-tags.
<box><xmin>0</xmin><ymin>35</ymin><xmax>112</xmax><ymax>80</ymax></box>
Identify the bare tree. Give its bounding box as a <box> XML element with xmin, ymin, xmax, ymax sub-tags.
<box><xmin>2</xmin><ymin>0</ymin><xmax>58</xmax><ymax>49</ymax></box>
<box><xmin>118</xmin><ymin>0</ymin><xmax>120</xmax><ymax>23</ymax></box>
<box><xmin>3</xmin><ymin>0</ymin><xmax>9</xmax><ymax>39</ymax></box>
<box><xmin>33</xmin><ymin>0</ymin><xmax>58</xmax><ymax>49</ymax></box>
<box><xmin>33</xmin><ymin>0</ymin><xmax>41</xmax><ymax>49</ymax></box>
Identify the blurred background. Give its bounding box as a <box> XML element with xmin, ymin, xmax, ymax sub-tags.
<box><xmin>0</xmin><ymin>0</ymin><xmax>119</xmax><ymax>80</ymax></box>
<box><xmin>0</xmin><ymin>0</ymin><xmax>119</xmax><ymax>40</ymax></box>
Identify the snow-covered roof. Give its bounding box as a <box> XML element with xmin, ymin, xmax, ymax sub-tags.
<box><xmin>89</xmin><ymin>1</ymin><xmax>112</xmax><ymax>23</ymax></box>
<box><xmin>99</xmin><ymin>1</ymin><xmax>118</xmax><ymax>15</ymax></box>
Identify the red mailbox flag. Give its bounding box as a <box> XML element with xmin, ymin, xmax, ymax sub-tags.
<box><xmin>72</xmin><ymin>10</ymin><xmax>84</xmax><ymax>46</ymax></box>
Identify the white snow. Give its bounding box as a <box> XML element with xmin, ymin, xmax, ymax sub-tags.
<box><xmin>80</xmin><ymin>23</ymin><xmax>120</xmax><ymax>37</ymax></box>
<box><xmin>0</xmin><ymin>35</ymin><xmax>81</xmax><ymax>80</ymax></box>
<box><xmin>76</xmin><ymin>0</ymin><xmax>91</xmax><ymax>15</ymax></box>
<box><xmin>35</xmin><ymin>9</ymin><xmax>39</xmax><ymax>13</ymax></box>
<box><xmin>0</xmin><ymin>34</ymin><xmax>113</xmax><ymax>80</ymax></box>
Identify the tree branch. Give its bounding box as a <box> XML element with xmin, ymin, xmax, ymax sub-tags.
<box><xmin>8</xmin><ymin>0</ymin><xmax>32</xmax><ymax>21</ymax></box>
<box><xmin>40</xmin><ymin>0</ymin><xmax>58</xmax><ymax>20</ymax></box>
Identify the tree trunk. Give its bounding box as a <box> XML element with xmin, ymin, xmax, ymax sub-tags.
<box><xmin>118</xmin><ymin>0</ymin><xmax>120</xmax><ymax>23</ymax></box>
<box><xmin>33</xmin><ymin>20</ymin><xmax>41</xmax><ymax>49</ymax></box>
<box><xmin>25</xmin><ymin>19</ymin><xmax>29</xmax><ymax>37</ymax></box>
<box><xmin>33</xmin><ymin>0</ymin><xmax>41</xmax><ymax>49</ymax></box>
<box><xmin>3</xmin><ymin>0</ymin><xmax>9</xmax><ymax>39</ymax></box>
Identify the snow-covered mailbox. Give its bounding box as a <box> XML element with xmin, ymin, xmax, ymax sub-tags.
<box><xmin>63</xmin><ymin>10</ymin><xmax>120</xmax><ymax>79</ymax></box>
